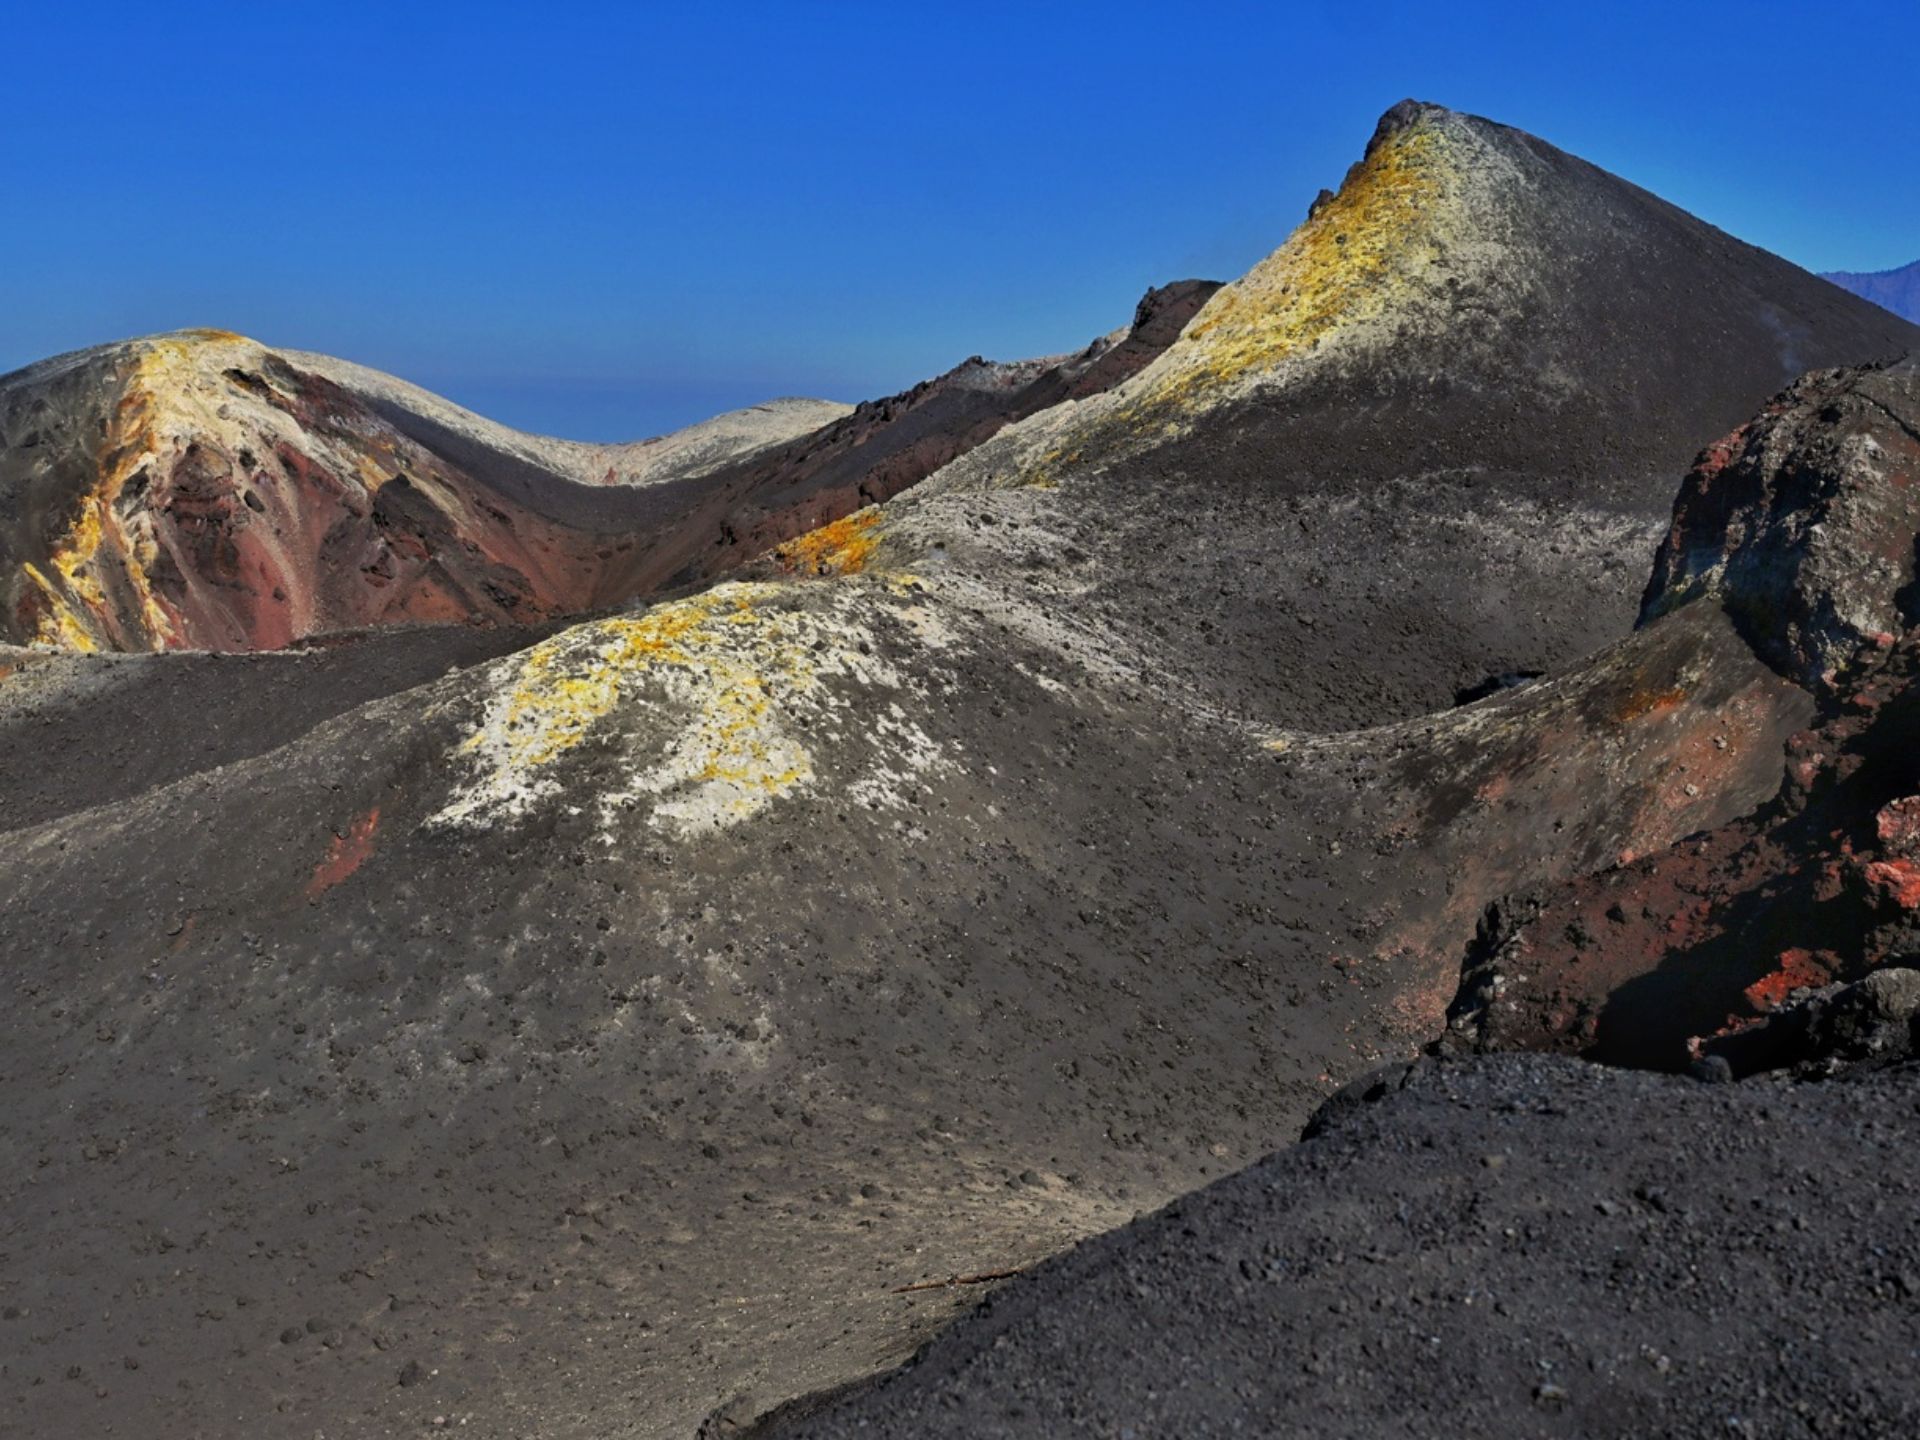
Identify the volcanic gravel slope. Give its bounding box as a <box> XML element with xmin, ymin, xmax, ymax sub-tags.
<box><xmin>775</xmin><ymin>1054</ymin><xmax>1920</xmax><ymax>1440</ymax></box>
<box><xmin>1822</xmin><ymin>258</ymin><xmax>1920</xmax><ymax>323</ymax></box>
<box><xmin>0</xmin><ymin>103</ymin><xmax>1916</xmax><ymax>1440</ymax></box>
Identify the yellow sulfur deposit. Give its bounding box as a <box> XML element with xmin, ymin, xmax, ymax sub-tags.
<box><xmin>1017</xmin><ymin>118</ymin><xmax>1462</xmax><ymax>490</ymax></box>
<box><xmin>1157</xmin><ymin>123</ymin><xmax>1448</xmax><ymax>400</ymax></box>
<box><xmin>434</xmin><ymin>574</ymin><xmax>957</xmax><ymax>837</ymax></box>
<box><xmin>464</xmin><ymin>587</ymin><xmax>771</xmax><ymax>773</ymax></box>
<box><xmin>775</xmin><ymin>507</ymin><xmax>884</xmax><ymax>576</ymax></box>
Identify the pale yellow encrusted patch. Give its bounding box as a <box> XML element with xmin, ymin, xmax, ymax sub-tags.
<box><xmin>430</xmin><ymin>579</ymin><xmax>958</xmax><ymax>838</ymax></box>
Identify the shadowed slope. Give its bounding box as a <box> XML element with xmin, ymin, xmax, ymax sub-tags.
<box><xmin>775</xmin><ymin>1056</ymin><xmax>1920</xmax><ymax>1440</ymax></box>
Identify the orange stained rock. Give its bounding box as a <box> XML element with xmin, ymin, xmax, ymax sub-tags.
<box><xmin>306</xmin><ymin>807</ymin><xmax>381</xmax><ymax>900</ymax></box>
<box><xmin>776</xmin><ymin>508</ymin><xmax>883</xmax><ymax>576</ymax></box>
<box><xmin>1611</xmin><ymin>686</ymin><xmax>1688</xmax><ymax>724</ymax></box>
<box><xmin>1743</xmin><ymin>948</ymin><xmax>1832</xmax><ymax>1012</ymax></box>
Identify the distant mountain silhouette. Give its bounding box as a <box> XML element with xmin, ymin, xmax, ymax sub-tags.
<box><xmin>1822</xmin><ymin>257</ymin><xmax>1920</xmax><ymax>323</ymax></box>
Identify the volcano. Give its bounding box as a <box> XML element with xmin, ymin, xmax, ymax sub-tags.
<box><xmin>2</xmin><ymin>102</ymin><xmax>1918</xmax><ymax>1439</ymax></box>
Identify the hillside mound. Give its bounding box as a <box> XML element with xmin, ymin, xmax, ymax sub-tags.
<box><xmin>0</xmin><ymin>287</ymin><xmax>1207</xmax><ymax>653</ymax></box>
<box><xmin>773</xmin><ymin>1055</ymin><xmax>1920</xmax><ymax>1440</ymax></box>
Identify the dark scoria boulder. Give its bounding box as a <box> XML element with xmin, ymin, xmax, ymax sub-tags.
<box><xmin>1640</xmin><ymin>361</ymin><xmax>1920</xmax><ymax>689</ymax></box>
<box><xmin>1703</xmin><ymin>966</ymin><xmax>1920</xmax><ymax>1079</ymax></box>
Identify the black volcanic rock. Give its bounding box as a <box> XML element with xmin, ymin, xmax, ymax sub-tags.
<box><xmin>1641</xmin><ymin>361</ymin><xmax>1920</xmax><ymax>689</ymax></box>
<box><xmin>1705</xmin><ymin>967</ymin><xmax>1920</xmax><ymax>1079</ymax></box>
<box><xmin>774</xmin><ymin>1055</ymin><xmax>1920</xmax><ymax>1440</ymax></box>
<box><xmin>1823</xmin><ymin>258</ymin><xmax>1920</xmax><ymax>323</ymax></box>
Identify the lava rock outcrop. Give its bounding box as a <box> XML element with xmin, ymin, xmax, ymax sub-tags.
<box><xmin>1444</xmin><ymin>362</ymin><xmax>1920</xmax><ymax>1068</ymax></box>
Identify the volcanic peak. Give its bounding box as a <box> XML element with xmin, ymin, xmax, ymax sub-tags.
<box><xmin>944</xmin><ymin>102</ymin><xmax>1538</xmax><ymax>490</ymax></box>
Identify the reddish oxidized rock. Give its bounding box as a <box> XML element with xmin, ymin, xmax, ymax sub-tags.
<box><xmin>1863</xmin><ymin>857</ymin><xmax>1920</xmax><ymax>911</ymax></box>
<box><xmin>306</xmin><ymin>808</ymin><xmax>381</xmax><ymax>901</ymax></box>
<box><xmin>1744</xmin><ymin>948</ymin><xmax>1834</xmax><ymax>1012</ymax></box>
<box><xmin>1875</xmin><ymin>796</ymin><xmax>1920</xmax><ymax>853</ymax></box>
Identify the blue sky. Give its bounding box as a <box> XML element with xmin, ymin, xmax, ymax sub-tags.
<box><xmin>3</xmin><ymin>2</ymin><xmax>1914</xmax><ymax>439</ymax></box>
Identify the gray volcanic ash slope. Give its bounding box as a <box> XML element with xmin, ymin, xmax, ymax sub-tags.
<box><xmin>0</xmin><ymin>103</ymin><xmax>1915</xmax><ymax>1440</ymax></box>
<box><xmin>1823</xmin><ymin>258</ymin><xmax>1920</xmax><ymax>322</ymax></box>
<box><xmin>900</xmin><ymin>101</ymin><xmax>1919</xmax><ymax>731</ymax></box>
